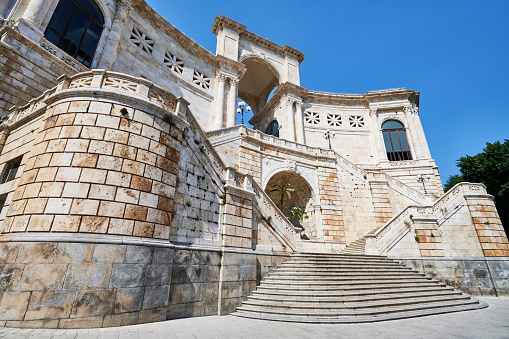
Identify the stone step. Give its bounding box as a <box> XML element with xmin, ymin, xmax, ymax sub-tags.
<box><xmin>246</xmin><ymin>290</ymin><xmax>463</xmax><ymax>304</ymax></box>
<box><xmin>238</xmin><ymin>294</ymin><xmax>473</xmax><ymax>312</ymax></box>
<box><xmin>291</xmin><ymin>253</ymin><xmax>379</xmax><ymax>259</ymax></box>
<box><xmin>232</xmin><ymin>301</ymin><xmax>487</xmax><ymax>323</ymax></box>
<box><xmin>263</xmin><ymin>274</ymin><xmax>428</xmax><ymax>282</ymax></box>
<box><xmin>271</xmin><ymin>268</ymin><xmax>417</xmax><ymax>275</ymax></box>
<box><xmin>283</xmin><ymin>259</ymin><xmax>395</xmax><ymax>265</ymax></box>
<box><xmin>252</xmin><ymin>285</ymin><xmax>455</xmax><ymax>298</ymax></box>
<box><xmin>256</xmin><ymin>281</ymin><xmax>447</xmax><ymax>292</ymax></box>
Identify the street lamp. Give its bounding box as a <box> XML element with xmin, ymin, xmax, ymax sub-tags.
<box><xmin>324</xmin><ymin>129</ymin><xmax>336</xmax><ymax>150</ymax></box>
<box><xmin>417</xmin><ymin>174</ymin><xmax>430</xmax><ymax>194</ymax></box>
<box><xmin>237</xmin><ymin>101</ymin><xmax>251</xmax><ymax>125</ymax></box>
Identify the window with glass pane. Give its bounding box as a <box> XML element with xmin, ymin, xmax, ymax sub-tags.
<box><xmin>265</xmin><ymin>120</ymin><xmax>279</xmax><ymax>137</ymax></box>
<box><xmin>381</xmin><ymin>120</ymin><xmax>412</xmax><ymax>161</ymax></box>
<box><xmin>44</xmin><ymin>0</ymin><xmax>104</xmax><ymax>67</ymax></box>
<box><xmin>1</xmin><ymin>159</ymin><xmax>21</xmax><ymax>184</ymax></box>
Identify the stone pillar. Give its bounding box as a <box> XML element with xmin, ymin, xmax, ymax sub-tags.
<box><xmin>295</xmin><ymin>100</ymin><xmax>305</xmax><ymax>144</ymax></box>
<box><xmin>226</xmin><ymin>78</ymin><xmax>238</xmax><ymax>127</ymax></box>
<box><xmin>97</xmin><ymin>0</ymin><xmax>131</xmax><ymax>70</ymax></box>
<box><xmin>21</xmin><ymin>0</ymin><xmax>54</xmax><ymax>28</ymax></box>
<box><xmin>404</xmin><ymin>105</ymin><xmax>425</xmax><ymax>160</ymax></box>
<box><xmin>285</xmin><ymin>98</ymin><xmax>296</xmax><ymax>142</ymax></box>
<box><xmin>214</xmin><ymin>74</ymin><xmax>227</xmax><ymax>129</ymax></box>
<box><xmin>369</xmin><ymin>107</ymin><xmax>385</xmax><ymax>163</ymax></box>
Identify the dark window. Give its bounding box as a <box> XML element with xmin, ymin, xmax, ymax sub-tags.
<box><xmin>0</xmin><ymin>196</ymin><xmax>6</xmax><ymax>215</ymax></box>
<box><xmin>265</xmin><ymin>120</ymin><xmax>279</xmax><ymax>137</ymax></box>
<box><xmin>1</xmin><ymin>158</ymin><xmax>21</xmax><ymax>184</ymax></box>
<box><xmin>44</xmin><ymin>0</ymin><xmax>104</xmax><ymax>67</ymax></box>
<box><xmin>382</xmin><ymin>120</ymin><xmax>412</xmax><ymax>161</ymax></box>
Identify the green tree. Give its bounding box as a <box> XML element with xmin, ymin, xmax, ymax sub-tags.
<box><xmin>270</xmin><ymin>182</ymin><xmax>294</xmax><ymax>210</ymax></box>
<box><xmin>455</xmin><ymin>140</ymin><xmax>509</xmax><ymax>231</ymax></box>
<box><xmin>443</xmin><ymin>174</ymin><xmax>464</xmax><ymax>192</ymax></box>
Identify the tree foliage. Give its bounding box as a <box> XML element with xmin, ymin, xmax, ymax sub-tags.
<box><xmin>454</xmin><ymin>140</ymin><xmax>509</xmax><ymax>230</ymax></box>
<box><xmin>444</xmin><ymin>174</ymin><xmax>464</xmax><ymax>192</ymax></box>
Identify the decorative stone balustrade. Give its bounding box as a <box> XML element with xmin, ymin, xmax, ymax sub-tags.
<box><xmin>366</xmin><ymin>182</ymin><xmax>489</xmax><ymax>255</ymax></box>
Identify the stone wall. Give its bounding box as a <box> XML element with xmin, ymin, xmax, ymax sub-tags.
<box><xmin>399</xmin><ymin>257</ymin><xmax>509</xmax><ymax>297</ymax></box>
<box><xmin>0</xmin><ymin>238</ymin><xmax>174</xmax><ymax>328</ymax></box>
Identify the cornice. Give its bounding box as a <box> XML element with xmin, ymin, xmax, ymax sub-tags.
<box><xmin>211</xmin><ymin>15</ymin><xmax>305</xmax><ymax>64</ymax></box>
<box><xmin>215</xmin><ymin>55</ymin><xmax>247</xmax><ymax>78</ymax></box>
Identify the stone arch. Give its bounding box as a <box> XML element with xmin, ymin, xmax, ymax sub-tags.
<box><xmin>379</xmin><ymin>116</ymin><xmax>408</xmax><ymax>129</ymax></box>
<box><xmin>264</xmin><ymin>170</ymin><xmax>318</xmax><ymax>240</ymax></box>
<box><xmin>238</xmin><ymin>55</ymin><xmax>281</xmax><ymax>114</ymax></box>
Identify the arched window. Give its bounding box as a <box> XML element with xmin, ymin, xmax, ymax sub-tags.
<box><xmin>44</xmin><ymin>0</ymin><xmax>104</xmax><ymax>67</ymax></box>
<box><xmin>382</xmin><ymin>120</ymin><xmax>412</xmax><ymax>161</ymax></box>
<box><xmin>265</xmin><ymin>120</ymin><xmax>279</xmax><ymax>137</ymax></box>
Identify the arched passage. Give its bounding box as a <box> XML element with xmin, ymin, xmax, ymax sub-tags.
<box><xmin>265</xmin><ymin>171</ymin><xmax>318</xmax><ymax>240</ymax></box>
<box><xmin>238</xmin><ymin>56</ymin><xmax>281</xmax><ymax>115</ymax></box>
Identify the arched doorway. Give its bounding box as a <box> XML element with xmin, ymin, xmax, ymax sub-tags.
<box><xmin>265</xmin><ymin>171</ymin><xmax>317</xmax><ymax>240</ymax></box>
<box><xmin>238</xmin><ymin>57</ymin><xmax>281</xmax><ymax>117</ymax></box>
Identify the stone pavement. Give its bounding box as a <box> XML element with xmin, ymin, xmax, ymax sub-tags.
<box><xmin>0</xmin><ymin>297</ymin><xmax>508</xmax><ymax>339</ymax></box>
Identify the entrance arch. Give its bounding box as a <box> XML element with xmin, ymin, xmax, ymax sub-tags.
<box><xmin>265</xmin><ymin>171</ymin><xmax>318</xmax><ymax>240</ymax></box>
<box><xmin>238</xmin><ymin>56</ymin><xmax>281</xmax><ymax>114</ymax></box>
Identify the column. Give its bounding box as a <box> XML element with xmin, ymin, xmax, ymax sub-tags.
<box><xmin>214</xmin><ymin>74</ymin><xmax>227</xmax><ymax>129</ymax></box>
<box><xmin>404</xmin><ymin>105</ymin><xmax>424</xmax><ymax>159</ymax></box>
<box><xmin>21</xmin><ymin>0</ymin><xmax>54</xmax><ymax>28</ymax></box>
<box><xmin>295</xmin><ymin>100</ymin><xmax>305</xmax><ymax>144</ymax></box>
<box><xmin>97</xmin><ymin>0</ymin><xmax>131</xmax><ymax>70</ymax></box>
<box><xmin>369</xmin><ymin>107</ymin><xmax>385</xmax><ymax>163</ymax></box>
<box><xmin>286</xmin><ymin>98</ymin><xmax>296</xmax><ymax>142</ymax></box>
<box><xmin>226</xmin><ymin>78</ymin><xmax>238</xmax><ymax>127</ymax></box>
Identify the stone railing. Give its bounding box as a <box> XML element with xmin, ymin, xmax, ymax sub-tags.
<box><xmin>224</xmin><ymin>168</ymin><xmax>299</xmax><ymax>251</ymax></box>
<box><xmin>6</xmin><ymin>70</ymin><xmax>182</xmax><ymax>126</ymax></box>
<box><xmin>367</xmin><ymin>171</ymin><xmax>427</xmax><ymax>204</ymax></box>
<box><xmin>366</xmin><ymin>182</ymin><xmax>487</xmax><ymax>255</ymax></box>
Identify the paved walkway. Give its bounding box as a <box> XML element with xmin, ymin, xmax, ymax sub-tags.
<box><xmin>0</xmin><ymin>297</ymin><xmax>508</xmax><ymax>338</ymax></box>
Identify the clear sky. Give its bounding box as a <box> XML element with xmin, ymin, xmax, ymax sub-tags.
<box><xmin>147</xmin><ymin>0</ymin><xmax>508</xmax><ymax>184</ymax></box>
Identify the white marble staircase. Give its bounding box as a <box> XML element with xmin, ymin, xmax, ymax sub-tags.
<box><xmin>232</xmin><ymin>253</ymin><xmax>487</xmax><ymax>323</ymax></box>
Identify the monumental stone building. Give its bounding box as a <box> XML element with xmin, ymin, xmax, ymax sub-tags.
<box><xmin>0</xmin><ymin>0</ymin><xmax>507</xmax><ymax>328</ymax></box>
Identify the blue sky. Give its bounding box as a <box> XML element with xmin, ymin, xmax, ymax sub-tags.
<box><xmin>147</xmin><ymin>0</ymin><xmax>508</xmax><ymax>183</ymax></box>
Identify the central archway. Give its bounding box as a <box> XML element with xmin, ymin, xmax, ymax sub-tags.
<box><xmin>265</xmin><ymin>171</ymin><xmax>317</xmax><ymax>240</ymax></box>
<box><xmin>238</xmin><ymin>56</ymin><xmax>281</xmax><ymax>115</ymax></box>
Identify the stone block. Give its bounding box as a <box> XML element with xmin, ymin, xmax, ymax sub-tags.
<box><xmin>92</xmin><ymin>244</ymin><xmax>126</xmax><ymax>263</ymax></box>
<box><xmin>70</xmin><ymin>290</ymin><xmax>115</xmax><ymax>318</ymax></box>
<box><xmin>110</xmin><ymin>264</ymin><xmax>145</xmax><ymax>288</ymax></box>
<box><xmin>19</xmin><ymin>263</ymin><xmax>67</xmax><ymax>291</ymax></box>
<box><xmin>44</xmin><ymin>197</ymin><xmax>73</xmax><ymax>214</ymax></box>
<box><xmin>58</xmin><ymin>316</ymin><xmax>104</xmax><ymax>329</ymax></box>
<box><xmin>0</xmin><ymin>243</ymin><xmax>20</xmax><ymax>263</ymax></box>
<box><xmin>70</xmin><ymin>199</ymin><xmax>100</xmax><ymax>215</ymax></box>
<box><xmin>71</xmin><ymin>153</ymin><xmax>98</xmax><ymax>168</ymax></box>
<box><xmin>125</xmin><ymin>245</ymin><xmax>153</xmax><ymax>264</ymax></box>
<box><xmin>62</xmin><ymin>183</ymin><xmax>90</xmax><ymax>199</ymax></box>
<box><xmin>25</xmin><ymin>290</ymin><xmax>74</xmax><ymax>320</ymax></box>
<box><xmin>138</xmin><ymin>307</ymin><xmax>166</xmax><ymax>324</ymax></box>
<box><xmin>15</xmin><ymin>242</ymin><xmax>57</xmax><ymax>264</ymax></box>
<box><xmin>55</xmin><ymin>243</ymin><xmax>94</xmax><ymax>263</ymax></box>
<box><xmin>103</xmin><ymin>312</ymin><xmax>139</xmax><ymax>327</ymax></box>
<box><xmin>108</xmin><ymin>218</ymin><xmax>135</xmax><ymax>235</ymax></box>
<box><xmin>98</xmin><ymin>201</ymin><xmax>125</xmax><ymax>218</ymax></box>
<box><xmin>153</xmin><ymin>247</ymin><xmax>174</xmax><ymax>264</ymax></box>
<box><xmin>133</xmin><ymin>221</ymin><xmax>155</xmax><ymax>237</ymax></box>
<box><xmin>0</xmin><ymin>291</ymin><xmax>31</xmax><ymax>320</ymax></box>
<box><xmin>63</xmin><ymin>263</ymin><xmax>111</xmax><ymax>289</ymax></box>
<box><xmin>80</xmin><ymin>216</ymin><xmax>109</xmax><ymax>233</ymax></box>
<box><xmin>97</xmin><ymin>155</ymin><xmax>123</xmax><ymax>171</ymax></box>
<box><xmin>114</xmin><ymin>287</ymin><xmax>144</xmax><ymax>313</ymax></box>
<box><xmin>145</xmin><ymin>264</ymin><xmax>172</xmax><ymax>286</ymax></box>
<box><xmin>0</xmin><ymin>264</ymin><xmax>24</xmax><ymax>291</ymax></box>
<box><xmin>52</xmin><ymin>215</ymin><xmax>82</xmax><ymax>232</ymax></box>
<box><xmin>5</xmin><ymin>319</ymin><xmax>60</xmax><ymax>328</ymax></box>
<box><xmin>143</xmin><ymin>285</ymin><xmax>170</xmax><ymax>309</ymax></box>
<box><xmin>166</xmin><ymin>303</ymin><xmax>186</xmax><ymax>320</ymax></box>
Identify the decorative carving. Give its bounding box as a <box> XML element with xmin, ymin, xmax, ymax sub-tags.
<box><xmin>285</xmin><ymin>160</ymin><xmax>297</xmax><ymax>172</ymax></box>
<box><xmin>103</xmin><ymin>77</ymin><xmax>137</xmax><ymax>93</ymax></box>
<box><xmin>304</xmin><ymin>111</ymin><xmax>320</xmax><ymax>125</ymax></box>
<box><xmin>326</xmin><ymin>113</ymin><xmax>341</xmax><ymax>127</ymax></box>
<box><xmin>228</xmin><ymin>78</ymin><xmax>239</xmax><ymax>86</ymax></box>
<box><xmin>193</xmin><ymin>70</ymin><xmax>211</xmax><ymax>90</ymax></box>
<box><xmin>349</xmin><ymin>115</ymin><xmax>365</xmax><ymax>127</ymax></box>
<box><xmin>163</xmin><ymin>51</ymin><xmax>184</xmax><ymax>74</ymax></box>
<box><xmin>369</xmin><ymin>107</ymin><xmax>378</xmax><ymax>116</ymax></box>
<box><xmin>69</xmin><ymin>76</ymin><xmax>93</xmax><ymax>89</ymax></box>
<box><xmin>40</xmin><ymin>40</ymin><xmax>87</xmax><ymax>72</ymax></box>
<box><xmin>130</xmin><ymin>26</ymin><xmax>154</xmax><ymax>54</ymax></box>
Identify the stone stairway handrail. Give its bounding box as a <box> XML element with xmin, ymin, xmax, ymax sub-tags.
<box><xmin>366</xmin><ymin>182</ymin><xmax>488</xmax><ymax>255</ymax></box>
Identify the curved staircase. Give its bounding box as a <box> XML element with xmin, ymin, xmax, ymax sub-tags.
<box><xmin>340</xmin><ymin>238</ymin><xmax>366</xmax><ymax>254</ymax></box>
<box><xmin>232</xmin><ymin>253</ymin><xmax>487</xmax><ymax>323</ymax></box>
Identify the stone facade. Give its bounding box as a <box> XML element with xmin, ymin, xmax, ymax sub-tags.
<box><xmin>0</xmin><ymin>0</ymin><xmax>507</xmax><ymax>329</ymax></box>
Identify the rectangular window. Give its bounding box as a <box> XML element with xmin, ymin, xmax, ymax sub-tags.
<box><xmin>1</xmin><ymin>158</ymin><xmax>22</xmax><ymax>184</ymax></box>
<box><xmin>0</xmin><ymin>196</ymin><xmax>6</xmax><ymax>215</ymax></box>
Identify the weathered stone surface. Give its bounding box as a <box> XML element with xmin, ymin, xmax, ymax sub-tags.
<box><xmin>71</xmin><ymin>290</ymin><xmax>115</xmax><ymax>318</ymax></box>
<box><xmin>0</xmin><ymin>243</ymin><xmax>20</xmax><ymax>263</ymax></box>
<box><xmin>145</xmin><ymin>264</ymin><xmax>172</xmax><ymax>286</ymax></box>
<box><xmin>114</xmin><ymin>287</ymin><xmax>144</xmax><ymax>313</ymax></box>
<box><xmin>103</xmin><ymin>312</ymin><xmax>139</xmax><ymax>327</ymax></box>
<box><xmin>0</xmin><ymin>291</ymin><xmax>31</xmax><ymax>320</ymax></box>
<box><xmin>63</xmin><ymin>264</ymin><xmax>111</xmax><ymax>289</ymax></box>
<box><xmin>0</xmin><ymin>264</ymin><xmax>24</xmax><ymax>291</ymax></box>
<box><xmin>55</xmin><ymin>243</ymin><xmax>94</xmax><ymax>263</ymax></box>
<box><xmin>15</xmin><ymin>243</ymin><xmax>58</xmax><ymax>264</ymax></box>
<box><xmin>110</xmin><ymin>264</ymin><xmax>145</xmax><ymax>288</ymax></box>
<box><xmin>25</xmin><ymin>291</ymin><xmax>74</xmax><ymax>320</ymax></box>
<box><xmin>92</xmin><ymin>245</ymin><xmax>126</xmax><ymax>263</ymax></box>
<box><xmin>143</xmin><ymin>285</ymin><xmax>170</xmax><ymax>309</ymax></box>
<box><xmin>19</xmin><ymin>264</ymin><xmax>67</xmax><ymax>291</ymax></box>
<box><xmin>125</xmin><ymin>246</ymin><xmax>153</xmax><ymax>264</ymax></box>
